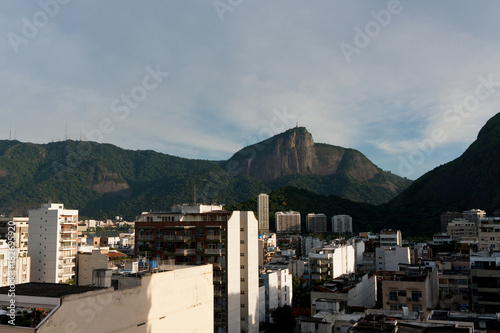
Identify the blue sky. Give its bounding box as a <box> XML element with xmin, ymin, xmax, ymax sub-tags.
<box><xmin>2</xmin><ymin>1</ymin><xmax>500</xmax><ymax>179</ymax></box>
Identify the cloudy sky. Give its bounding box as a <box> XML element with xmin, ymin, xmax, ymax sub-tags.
<box><xmin>2</xmin><ymin>1</ymin><xmax>500</xmax><ymax>179</ymax></box>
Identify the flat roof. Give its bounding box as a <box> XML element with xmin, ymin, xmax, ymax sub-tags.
<box><xmin>0</xmin><ymin>283</ymin><xmax>107</xmax><ymax>298</ymax></box>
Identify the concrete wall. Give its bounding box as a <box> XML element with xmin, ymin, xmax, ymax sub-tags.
<box><xmin>37</xmin><ymin>265</ymin><xmax>214</xmax><ymax>333</ymax></box>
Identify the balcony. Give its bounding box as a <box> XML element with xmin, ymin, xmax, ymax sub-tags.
<box><xmin>164</xmin><ymin>235</ymin><xmax>176</xmax><ymax>241</ymax></box>
<box><xmin>213</xmin><ymin>276</ymin><xmax>226</xmax><ymax>284</ymax></box>
<box><xmin>205</xmin><ymin>249</ymin><xmax>223</xmax><ymax>255</ymax></box>
<box><xmin>175</xmin><ymin>249</ymin><xmax>196</xmax><ymax>256</ymax></box>
<box><xmin>175</xmin><ymin>235</ymin><xmax>193</xmax><ymax>242</ymax></box>
<box><xmin>206</xmin><ymin>235</ymin><xmax>223</xmax><ymax>241</ymax></box>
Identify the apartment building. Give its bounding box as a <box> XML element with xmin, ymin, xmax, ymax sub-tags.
<box><xmin>470</xmin><ymin>251</ymin><xmax>500</xmax><ymax>313</ymax></box>
<box><xmin>135</xmin><ymin>204</ymin><xmax>258</xmax><ymax>333</ymax></box>
<box><xmin>259</xmin><ymin>268</ymin><xmax>293</xmax><ymax>322</ymax></box>
<box><xmin>463</xmin><ymin>209</ymin><xmax>487</xmax><ymax>226</ymax></box>
<box><xmin>0</xmin><ymin>239</ymin><xmax>30</xmax><ymax>286</ymax></box>
<box><xmin>28</xmin><ymin>203</ymin><xmax>78</xmax><ymax>283</ymax></box>
<box><xmin>310</xmin><ymin>273</ymin><xmax>376</xmax><ymax>314</ymax></box>
<box><xmin>447</xmin><ymin>219</ymin><xmax>478</xmax><ymax>241</ymax></box>
<box><xmin>309</xmin><ymin>241</ymin><xmax>355</xmax><ymax>282</ymax></box>
<box><xmin>0</xmin><ymin>217</ymin><xmax>29</xmax><ymax>256</ymax></box>
<box><xmin>478</xmin><ymin>218</ymin><xmax>500</xmax><ymax>251</ymax></box>
<box><xmin>380</xmin><ymin>264</ymin><xmax>439</xmax><ymax>313</ymax></box>
<box><xmin>375</xmin><ymin>246</ymin><xmax>410</xmax><ymax>271</ymax></box>
<box><xmin>306</xmin><ymin>213</ymin><xmax>327</xmax><ymax>233</ymax></box>
<box><xmin>275</xmin><ymin>211</ymin><xmax>301</xmax><ymax>234</ymax></box>
<box><xmin>258</xmin><ymin>193</ymin><xmax>269</xmax><ymax>234</ymax></box>
<box><xmin>379</xmin><ymin>229</ymin><xmax>402</xmax><ymax>247</ymax></box>
<box><xmin>332</xmin><ymin>215</ymin><xmax>353</xmax><ymax>234</ymax></box>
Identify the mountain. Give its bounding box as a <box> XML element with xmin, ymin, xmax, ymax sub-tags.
<box><xmin>223</xmin><ymin>127</ymin><xmax>411</xmax><ymax>204</ymax></box>
<box><xmin>380</xmin><ymin>112</ymin><xmax>500</xmax><ymax>236</ymax></box>
<box><xmin>0</xmin><ymin>127</ymin><xmax>410</xmax><ymax>219</ymax></box>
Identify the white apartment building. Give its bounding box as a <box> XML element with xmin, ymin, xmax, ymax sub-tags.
<box><xmin>0</xmin><ymin>217</ymin><xmax>29</xmax><ymax>256</ymax></box>
<box><xmin>0</xmin><ymin>239</ymin><xmax>30</xmax><ymax>286</ymax></box>
<box><xmin>375</xmin><ymin>246</ymin><xmax>411</xmax><ymax>271</ymax></box>
<box><xmin>258</xmin><ymin>193</ymin><xmax>269</xmax><ymax>234</ymax></box>
<box><xmin>309</xmin><ymin>242</ymin><xmax>355</xmax><ymax>282</ymax></box>
<box><xmin>28</xmin><ymin>203</ymin><xmax>78</xmax><ymax>283</ymax></box>
<box><xmin>306</xmin><ymin>213</ymin><xmax>327</xmax><ymax>233</ymax></box>
<box><xmin>259</xmin><ymin>268</ymin><xmax>293</xmax><ymax>322</ymax></box>
<box><xmin>380</xmin><ymin>229</ymin><xmax>402</xmax><ymax>247</ymax></box>
<box><xmin>275</xmin><ymin>211</ymin><xmax>301</xmax><ymax>233</ymax></box>
<box><xmin>332</xmin><ymin>215</ymin><xmax>353</xmax><ymax>234</ymax></box>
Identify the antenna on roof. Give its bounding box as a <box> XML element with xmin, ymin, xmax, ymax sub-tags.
<box><xmin>194</xmin><ymin>186</ymin><xmax>197</xmax><ymax>205</ymax></box>
<box><xmin>296</xmin><ymin>122</ymin><xmax>298</xmax><ymax>128</ymax></box>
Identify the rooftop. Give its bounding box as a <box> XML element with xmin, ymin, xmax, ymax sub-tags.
<box><xmin>0</xmin><ymin>283</ymin><xmax>107</xmax><ymax>298</ymax></box>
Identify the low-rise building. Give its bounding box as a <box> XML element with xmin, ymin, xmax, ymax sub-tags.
<box><xmin>375</xmin><ymin>246</ymin><xmax>410</xmax><ymax>272</ymax></box>
<box><xmin>309</xmin><ymin>241</ymin><xmax>355</xmax><ymax>282</ymax></box>
<box><xmin>380</xmin><ymin>264</ymin><xmax>438</xmax><ymax>313</ymax></box>
<box><xmin>259</xmin><ymin>268</ymin><xmax>293</xmax><ymax>322</ymax></box>
<box><xmin>447</xmin><ymin>219</ymin><xmax>478</xmax><ymax>241</ymax></box>
<box><xmin>310</xmin><ymin>273</ymin><xmax>376</xmax><ymax>314</ymax></box>
<box><xmin>379</xmin><ymin>230</ymin><xmax>402</xmax><ymax>247</ymax></box>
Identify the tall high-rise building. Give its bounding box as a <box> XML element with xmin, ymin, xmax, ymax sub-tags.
<box><xmin>275</xmin><ymin>211</ymin><xmax>301</xmax><ymax>234</ymax></box>
<box><xmin>258</xmin><ymin>193</ymin><xmax>269</xmax><ymax>234</ymax></box>
<box><xmin>28</xmin><ymin>203</ymin><xmax>78</xmax><ymax>283</ymax></box>
<box><xmin>135</xmin><ymin>204</ymin><xmax>259</xmax><ymax>333</ymax></box>
<box><xmin>332</xmin><ymin>215</ymin><xmax>353</xmax><ymax>234</ymax></box>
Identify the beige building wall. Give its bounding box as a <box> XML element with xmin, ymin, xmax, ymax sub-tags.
<box><xmin>77</xmin><ymin>249</ymin><xmax>111</xmax><ymax>286</ymax></box>
<box><xmin>36</xmin><ymin>265</ymin><xmax>214</xmax><ymax>333</ymax></box>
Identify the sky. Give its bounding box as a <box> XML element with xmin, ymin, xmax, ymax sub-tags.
<box><xmin>2</xmin><ymin>1</ymin><xmax>500</xmax><ymax>180</ymax></box>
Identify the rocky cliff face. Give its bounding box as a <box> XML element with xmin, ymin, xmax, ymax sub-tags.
<box><xmin>225</xmin><ymin>127</ymin><xmax>380</xmax><ymax>182</ymax></box>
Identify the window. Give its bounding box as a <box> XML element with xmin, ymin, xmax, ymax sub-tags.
<box><xmin>398</xmin><ymin>290</ymin><xmax>407</xmax><ymax>297</ymax></box>
<box><xmin>240</xmin><ymin>228</ymin><xmax>244</xmax><ymax>231</ymax></box>
<box><xmin>241</xmin><ymin>278</ymin><xmax>245</xmax><ymax>282</ymax></box>
<box><xmin>240</xmin><ymin>265</ymin><xmax>245</xmax><ymax>269</ymax></box>
<box><xmin>389</xmin><ymin>290</ymin><xmax>397</xmax><ymax>301</ymax></box>
<box><xmin>411</xmin><ymin>290</ymin><xmax>422</xmax><ymax>302</ymax></box>
<box><xmin>240</xmin><ymin>253</ymin><xmax>244</xmax><ymax>257</ymax></box>
<box><xmin>241</xmin><ymin>304</ymin><xmax>245</xmax><ymax>308</ymax></box>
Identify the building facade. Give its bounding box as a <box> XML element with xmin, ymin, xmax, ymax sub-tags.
<box><xmin>332</xmin><ymin>215</ymin><xmax>353</xmax><ymax>234</ymax></box>
<box><xmin>28</xmin><ymin>203</ymin><xmax>78</xmax><ymax>283</ymax></box>
<box><xmin>0</xmin><ymin>217</ymin><xmax>29</xmax><ymax>256</ymax></box>
<box><xmin>275</xmin><ymin>211</ymin><xmax>301</xmax><ymax>234</ymax></box>
<box><xmin>379</xmin><ymin>229</ymin><xmax>402</xmax><ymax>247</ymax></box>
<box><xmin>306</xmin><ymin>213</ymin><xmax>327</xmax><ymax>233</ymax></box>
<box><xmin>258</xmin><ymin>193</ymin><xmax>269</xmax><ymax>234</ymax></box>
<box><xmin>135</xmin><ymin>205</ymin><xmax>259</xmax><ymax>333</ymax></box>
<box><xmin>447</xmin><ymin>219</ymin><xmax>478</xmax><ymax>241</ymax></box>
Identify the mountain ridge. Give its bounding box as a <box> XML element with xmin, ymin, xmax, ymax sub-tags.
<box><xmin>0</xmin><ymin>127</ymin><xmax>410</xmax><ymax>219</ymax></box>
